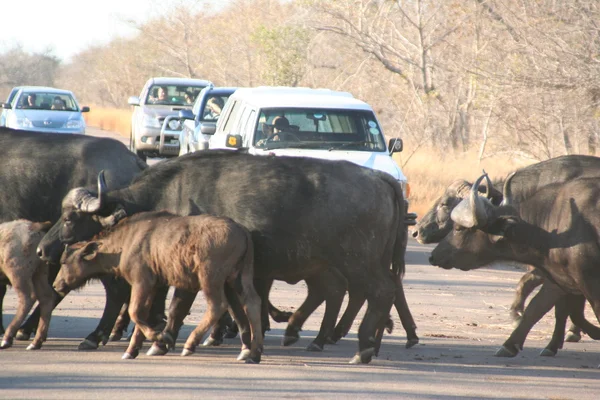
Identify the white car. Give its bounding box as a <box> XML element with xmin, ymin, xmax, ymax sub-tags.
<box><xmin>207</xmin><ymin>86</ymin><xmax>411</xmax><ymax>205</ymax></box>
<box><xmin>1</xmin><ymin>86</ymin><xmax>89</xmax><ymax>134</ymax></box>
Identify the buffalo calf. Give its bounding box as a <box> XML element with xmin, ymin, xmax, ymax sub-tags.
<box><xmin>54</xmin><ymin>211</ymin><xmax>263</xmax><ymax>363</ymax></box>
<box><xmin>0</xmin><ymin>220</ymin><xmax>53</xmax><ymax>350</ymax></box>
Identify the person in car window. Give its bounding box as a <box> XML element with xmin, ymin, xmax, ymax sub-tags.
<box><xmin>256</xmin><ymin>116</ymin><xmax>290</xmax><ymax>146</ymax></box>
<box><xmin>22</xmin><ymin>93</ymin><xmax>37</xmax><ymax>108</ymax></box>
<box><xmin>205</xmin><ymin>96</ymin><xmax>224</xmax><ymax>119</ymax></box>
<box><xmin>184</xmin><ymin>91</ymin><xmax>195</xmax><ymax>105</ymax></box>
<box><xmin>149</xmin><ymin>86</ymin><xmax>168</xmax><ymax>103</ymax></box>
<box><xmin>51</xmin><ymin>96</ymin><xmax>66</xmax><ymax>110</ymax></box>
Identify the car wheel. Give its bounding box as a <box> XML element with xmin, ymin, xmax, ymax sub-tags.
<box><xmin>130</xmin><ymin>130</ymin><xmax>147</xmax><ymax>161</ymax></box>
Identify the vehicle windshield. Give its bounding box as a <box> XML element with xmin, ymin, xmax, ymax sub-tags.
<box><xmin>146</xmin><ymin>85</ymin><xmax>206</xmax><ymax>106</ymax></box>
<box><xmin>200</xmin><ymin>94</ymin><xmax>231</xmax><ymax>122</ymax></box>
<box><xmin>15</xmin><ymin>92</ymin><xmax>78</xmax><ymax>111</ymax></box>
<box><xmin>254</xmin><ymin>108</ymin><xmax>386</xmax><ymax>151</ymax></box>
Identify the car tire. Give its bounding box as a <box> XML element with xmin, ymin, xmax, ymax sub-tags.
<box><xmin>130</xmin><ymin>130</ymin><xmax>147</xmax><ymax>161</ymax></box>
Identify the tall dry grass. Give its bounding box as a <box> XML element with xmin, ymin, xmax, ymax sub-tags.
<box><xmin>86</xmin><ymin>107</ymin><xmax>537</xmax><ymax>218</ymax></box>
<box><xmin>84</xmin><ymin>107</ymin><xmax>131</xmax><ymax>138</ymax></box>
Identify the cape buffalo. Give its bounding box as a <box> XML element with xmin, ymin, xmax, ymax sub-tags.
<box><xmin>0</xmin><ymin>220</ymin><xmax>53</xmax><ymax>350</ymax></box>
<box><xmin>429</xmin><ymin>172</ymin><xmax>600</xmax><ymax>359</ymax></box>
<box><xmin>39</xmin><ymin>150</ymin><xmax>413</xmax><ymax>364</ymax></box>
<box><xmin>414</xmin><ymin>155</ymin><xmax>600</xmax><ymax>348</ymax></box>
<box><xmin>0</xmin><ymin>127</ymin><xmax>148</xmax><ymax>349</ymax></box>
<box><xmin>54</xmin><ymin>212</ymin><xmax>263</xmax><ymax>363</ymax></box>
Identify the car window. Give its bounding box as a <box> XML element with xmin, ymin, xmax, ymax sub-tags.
<box><xmin>253</xmin><ymin>108</ymin><xmax>387</xmax><ymax>151</ymax></box>
<box><xmin>146</xmin><ymin>84</ymin><xmax>206</xmax><ymax>106</ymax></box>
<box><xmin>16</xmin><ymin>92</ymin><xmax>78</xmax><ymax>111</ymax></box>
<box><xmin>220</xmin><ymin>100</ymin><xmax>241</xmax><ymax>135</ymax></box>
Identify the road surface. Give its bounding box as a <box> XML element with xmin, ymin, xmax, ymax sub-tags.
<box><xmin>0</xmin><ymin>127</ymin><xmax>598</xmax><ymax>399</ymax></box>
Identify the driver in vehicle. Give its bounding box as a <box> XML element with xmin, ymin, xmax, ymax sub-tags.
<box><xmin>256</xmin><ymin>116</ymin><xmax>291</xmax><ymax>146</ymax></box>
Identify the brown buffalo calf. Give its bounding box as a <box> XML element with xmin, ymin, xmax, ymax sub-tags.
<box><xmin>54</xmin><ymin>211</ymin><xmax>263</xmax><ymax>363</ymax></box>
<box><xmin>0</xmin><ymin>220</ymin><xmax>53</xmax><ymax>350</ymax></box>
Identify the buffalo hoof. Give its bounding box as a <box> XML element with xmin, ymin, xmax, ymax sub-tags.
<box><xmin>122</xmin><ymin>349</ymin><xmax>139</xmax><ymax>360</ymax></box>
<box><xmin>146</xmin><ymin>342</ymin><xmax>168</xmax><ymax>356</ymax></box>
<box><xmin>305</xmin><ymin>342</ymin><xmax>323</xmax><ymax>352</ymax></box>
<box><xmin>282</xmin><ymin>335</ymin><xmax>299</xmax><ymax>347</ymax></box>
<box><xmin>181</xmin><ymin>347</ymin><xmax>195</xmax><ymax>357</ymax></box>
<box><xmin>109</xmin><ymin>332</ymin><xmax>123</xmax><ymax>342</ymax></box>
<box><xmin>0</xmin><ymin>337</ymin><xmax>13</xmax><ymax>349</ymax></box>
<box><xmin>156</xmin><ymin>332</ymin><xmax>175</xmax><ymax>349</ymax></box>
<box><xmin>272</xmin><ymin>311</ymin><xmax>293</xmax><ymax>323</ymax></box>
<box><xmin>78</xmin><ymin>339</ymin><xmax>99</xmax><ymax>351</ymax></box>
<box><xmin>540</xmin><ymin>348</ymin><xmax>557</xmax><ymax>357</ymax></box>
<box><xmin>405</xmin><ymin>338</ymin><xmax>419</xmax><ymax>349</ymax></box>
<box><xmin>565</xmin><ymin>331</ymin><xmax>581</xmax><ymax>343</ymax></box>
<box><xmin>15</xmin><ymin>330</ymin><xmax>31</xmax><ymax>341</ymax></box>
<box><xmin>325</xmin><ymin>337</ymin><xmax>337</xmax><ymax>345</ymax></box>
<box><xmin>349</xmin><ymin>347</ymin><xmax>375</xmax><ymax>365</ymax></box>
<box><xmin>245</xmin><ymin>352</ymin><xmax>262</xmax><ymax>364</ymax></box>
<box><xmin>26</xmin><ymin>342</ymin><xmax>42</xmax><ymax>350</ymax></box>
<box><xmin>237</xmin><ymin>348</ymin><xmax>251</xmax><ymax>361</ymax></box>
<box><xmin>385</xmin><ymin>318</ymin><xmax>394</xmax><ymax>334</ymax></box>
<box><xmin>494</xmin><ymin>345</ymin><xmax>519</xmax><ymax>357</ymax></box>
<box><xmin>202</xmin><ymin>336</ymin><xmax>222</xmax><ymax>347</ymax></box>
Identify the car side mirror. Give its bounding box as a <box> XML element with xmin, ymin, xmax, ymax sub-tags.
<box><xmin>225</xmin><ymin>134</ymin><xmax>243</xmax><ymax>148</ymax></box>
<box><xmin>179</xmin><ymin>109</ymin><xmax>194</xmax><ymax>120</ymax></box>
<box><xmin>81</xmin><ymin>106</ymin><xmax>90</xmax><ymax>113</ymax></box>
<box><xmin>127</xmin><ymin>96</ymin><xmax>140</xmax><ymax>106</ymax></box>
<box><xmin>1</xmin><ymin>102</ymin><xmax>12</xmax><ymax>109</ymax></box>
<box><xmin>200</xmin><ymin>123</ymin><xmax>216</xmax><ymax>135</ymax></box>
<box><xmin>388</xmin><ymin>137</ymin><xmax>403</xmax><ymax>154</ymax></box>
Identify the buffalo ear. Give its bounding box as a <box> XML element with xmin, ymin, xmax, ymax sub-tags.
<box><xmin>81</xmin><ymin>242</ymin><xmax>100</xmax><ymax>261</ymax></box>
<box><xmin>484</xmin><ymin>215</ymin><xmax>520</xmax><ymax>237</ymax></box>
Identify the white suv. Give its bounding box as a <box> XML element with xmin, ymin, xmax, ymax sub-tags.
<box><xmin>207</xmin><ymin>86</ymin><xmax>413</xmax><ymax>214</ymax></box>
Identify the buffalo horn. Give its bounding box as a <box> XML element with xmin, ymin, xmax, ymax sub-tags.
<box><xmin>500</xmin><ymin>172</ymin><xmax>516</xmax><ymax>206</ymax></box>
<box><xmin>470</xmin><ymin>173</ymin><xmax>490</xmax><ymax>227</ymax></box>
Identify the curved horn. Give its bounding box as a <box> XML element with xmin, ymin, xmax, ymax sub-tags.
<box><xmin>470</xmin><ymin>173</ymin><xmax>490</xmax><ymax>227</ymax></box>
<box><xmin>482</xmin><ymin>170</ymin><xmax>494</xmax><ymax>200</ymax></box>
<box><xmin>500</xmin><ymin>172</ymin><xmax>517</xmax><ymax>206</ymax></box>
<box><xmin>78</xmin><ymin>171</ymin><xmax>107</xmax><ymax>213</ymax></box>
<box><xmin>97</xmin><ymin>205</ymin><xmax>127</xmax><ymax>228</ymax></box>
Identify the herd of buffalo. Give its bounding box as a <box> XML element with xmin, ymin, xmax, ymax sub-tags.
<box><xmin>1</xmin><ymin>126</ymin><xmax>600</xmax><ymax>366</ymax></box>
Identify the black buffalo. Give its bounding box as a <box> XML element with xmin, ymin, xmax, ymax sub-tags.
<box><xmin>39</xmin><ymin>150</ymin><xmax>414</xmax><ymax>364</ymax></box>
<box><xmin>0</xmin><ymin>127</ymin><xmax>148</xmax><ymax>348</ymax></box>
<box><xmin>414</xmin><ymin>155</ymin><xmax>600</xmax><ymax>347</ymax></box>
<box><xmin>429</xmin><ymin>171</ymin><xmax>600</xmax><ymax>359</ymax></box>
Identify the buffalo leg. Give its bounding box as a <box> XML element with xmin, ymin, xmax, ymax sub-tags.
<box><xmin>1</xmin><ymin>278</ymin><xmax>36</xmax><ymax>349</ymax></box>
<box><xmin>566</xmin><ymin>294</ymin><xmax>600</xmax><ymax>339</ymax></box>
<box><xmin>16</xmin><ymin>263</ymin><xmax>62</xmax><ymax>340</ymax></box>
<box><xmin>541</xmin><ymin>296</ymin><xmax>568</xmax><ymax>356</ymax></box>
<box><xmin>123</xmin><ymin>283</ymin><xmax>158</xmax><ymax>360</ymax></box>
<box><xmin>0</xmin><ymin>284</ymin><xmax>6</xmax><ymax>335</ymax></box>
<box><xmin>350</xmin><ymin>271</ymin><xmax>395</xmax><ymax>365</ymax></box>
<box><xmin>496</xmin><ymin>281</ymin><xmax>564</xmax><ymax>357</ymax></box>
<box><xmin>182</xmin><ymin>285</ymin><xmax>228</xmax><ymax>357</ymax></box>
<box><xmin>393</xmin><ymin>274</ymin><xmax>419</xmax><ymax>348</ymax></box>
<box><xmin>29</xmin><ymin>267</ymin><xmax>54</xmax><ymax>350</ymax></box>
<box><xmin>147</xmin><ymin>288</ymin><xmax>197</xmax><ymax>356</ymax></box>
<box><xmin>510</xmin><ymin>268</ymin><xmax>544</xmax><ymax>323</ymax></box>
<box><xmin>331</xmin><ymin>292</ymin><xmax>365</xmax><ymax>343</ymax></box>
<box><xmin>109</xmin><ymin>303</ymin><xmax>131</xmax><ymax>341</ymax></box>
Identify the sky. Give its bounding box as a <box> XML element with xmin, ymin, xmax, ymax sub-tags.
<box><xmin>0</xmin><ymin>0</ymin><xmax>212</xmax><ymax>62</ymax></box>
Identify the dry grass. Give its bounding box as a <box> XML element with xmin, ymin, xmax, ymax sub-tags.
<box><xmin>396</xmin><ymin>151</ymin><xmax>534</xmax><ymax>217</ymax></box>
<box><xmin>86</xmin><ymin>107</ymin><xmax>537</xmax><ymax>217</ymax></box>
<box><xmin>84</xmin><ymin>107</ymin><xmax>131</xmax><ymax>138</ymax></box>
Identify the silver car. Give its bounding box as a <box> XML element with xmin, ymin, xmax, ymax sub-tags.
<box><xmin>0</xmin><ymin>86</ymin><xmax>89</xmax><ymax>134</ymax></box>
<box><xmin>128</xmin><ymin>77</ymin><xmax>212</xmax><ymax>160</ymax></box>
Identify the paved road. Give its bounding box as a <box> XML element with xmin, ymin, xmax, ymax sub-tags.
<box><xmin>1</xmin><ymin>128</ymin><xmax>599</xmax><ymax>399</ymax></box>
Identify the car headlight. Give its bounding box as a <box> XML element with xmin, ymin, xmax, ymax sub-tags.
<box><xmin>16</xmin><ymin>117</ymin><xmax>33</xmax><ymax>128</ymax></box>
<box><xmin>143</xmin><ymin>114</ymin><xmax>161</xmax><ymax>128</ymax></box>
<box><xmin>65</xmin><ymin>120</ymin><xmax>82</xmax><ymax>129</ymax></box>
<box><xmin>167</xmin><ymin>119</ymin><xmax>181</xmax><ymax>130</ymax></box>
